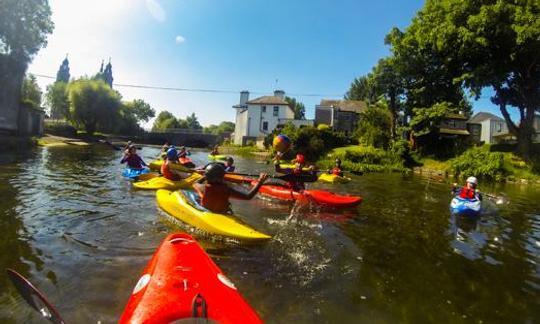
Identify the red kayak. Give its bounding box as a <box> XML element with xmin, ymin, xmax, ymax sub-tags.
<box><xmin>258</xmin><ymin>184</ymin><xmax>362</xmax><ymax>208</ymax></box>
<box><xmin>119</xmin><ymin>233</ymin><xmax>263</xmax><ymax>324</ymax></box>
<box><xmin>178</xmin><ymin>156</ymin><xmax>195</xmax><ymax>168</ymax></box>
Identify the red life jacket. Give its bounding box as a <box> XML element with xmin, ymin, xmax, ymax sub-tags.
<box><xmin>459</xmin><ymin>186</ymin><xmax>476</xmax><ymax>199</ymax></box>
<box><xmin>161</xmin><ymin>161</ymin><xmax>178</xmax><ymax>180</ymax></box>
<box><xmin>201</xmin><ymin>183</ymin><xmax>231</xmax><ymax>214</ymax></box>
<box><xmin>332</xmin><ymin>167</ymin><xmax>343</xmax><ymax>176</ymax></box>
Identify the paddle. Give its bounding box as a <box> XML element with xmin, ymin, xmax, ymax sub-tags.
<box><xmin>6</xmin><ymin>269</ymin><xmax>66</xmax><ymax>324</ymax></box>
<box><xmin>98</xmin><ymin>139</ymin><xmax>121</xmax><ymax>151</ymax></box>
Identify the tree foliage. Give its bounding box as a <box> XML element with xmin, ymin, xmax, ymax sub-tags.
<box><xmin>123</xmin><ymin>99</ymin><xmax>155</xmax><ymax>123</ymax></box>
<box><xmin>394</xmin><ymin>0</ymin><xmax>540</xmax><ymax>157</ymax></box>
<box><xmin>284</xmin><ymin>96</ymin><xmax>306</xmax><ymax>120</ymax></box>
<box><xmin>152</xmin><ymin>111</ymin><xmax>179</xmax><ymax>131</ymax></box>
<box><xmin>204</xmin><ymin>121</ymin><xmax>235</xmax><ymax>135</ymax></box>
<box><xmin>67</xmin><ymin>78</ymin><xmax>122</xmax><ymax>135</ymax></box>
<box><xmin>345</xmin><ymin>75</ymin><xmax>378</xmax><ymax>104</ymax></box>
<box><xmin>20</xmin><ymin>74</ymin><xmax>42</xmax><ymax>108</ymax></box>
<box><xmin>185</xmin><ymin>112</ymin><xmax>202</xmax><ymax>130</ymax></box>
<box><xmin>409</xmin><ymin>102</ymin><xmax>458</xmax><ymax>137</ymax></box>
<box><xmin>46</xmin><ymin>81</ymin><xmax>69</xmax><ymax>119</ymax></box>
<box><xmin>354</xmin><ymin>102</ymin><xmax>392</xmax><ymax>149</ymax></box>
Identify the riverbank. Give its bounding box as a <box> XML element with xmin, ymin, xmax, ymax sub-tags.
<box><xmin>37</xmin><ymin>134</ymin><xmax>91</xmax><ymax>147</ymax></box>
<box><xmin>220</xmin><ymin>145</ymin><xmax>270</xmax><ymax>159</ymax></box>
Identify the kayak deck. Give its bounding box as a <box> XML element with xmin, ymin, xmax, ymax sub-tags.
<box><xmin>258</xmin><ymin>185</ymin><xmax>362</xmax><ymax>208</ymax></box>
<box><xmin>318</xmin><ymin>173</ymin><xmax>351</xmax><ymax>184</ymax></box>
<box><xmin>156</xmin><ymin>189</ymin><xmax>271</xmax><ymax>241</ymax></box>
<box><xmin>119</xmin><ymin>233</ymin><xmax>263</xmax><ymax>324</ymax></box>
<box><xmin>133</xmin><ymin>173</ymin><xmax>202</xmax><ymax>190</ymax></box>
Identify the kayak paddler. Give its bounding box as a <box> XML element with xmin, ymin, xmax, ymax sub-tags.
<box><xmin>274</xmin><ymin>153</ymin><xmax>317</xmax><ymax>192</ymax></box>
<box><xmin>329</xmin><ymin>158</ymin><xmax>344</xmax><ymax>176</ymax></box>
<box><xmin>161</xmin><ymin>148</ymin><xmax>185</xmax><ymax>181</ymax></box>
<box><xmin>177</xmin><ymin>146</ymin><xmax>189</xmax><ymax>158</ymax></box>
<box><xmin>224</xmin><ymin>156</ymin><xmax>235</xmax><ymax>172</ymax></box>
<box><xmin>452</xmin><ymin>176</ymin><xmax>482</xmax><ymax>200</ymax></box>
<box><xmin>195</xmin><ymin>163</ymin><xmax>268</xmax><ymax>214</ymax></box>
<box><xmin>120</xmin><ymin>145</ymin><xmax>147</xmax><ymax>169</ymax></box>
<box><xmin>210</xmin><ymin>145</ymin><xmax>220</xmax><ymax>156</ymax></box>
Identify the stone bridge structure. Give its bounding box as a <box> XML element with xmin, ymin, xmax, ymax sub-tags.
<box><xmin>140</xmin><ymin>130</ymin><xmax>219</xmax><ymax>148</ymax></box>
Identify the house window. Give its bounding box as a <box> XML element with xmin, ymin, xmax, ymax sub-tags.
<box><xmin>261</xmin><ymin>106</ymin><xmax>266</xmax><ymax>113</ymax></box>
<box><xmin>497</xmin><ymin>123</ymin><xmax>502</xmax><ymax>132</ymax></box>
<box><xmin>273</xmin><ymin>106</ymin><xmax>279</xmax><ymax>116</ymax></box>
<box><xmin>263</xmin><ymin>121</ymin><xmax>268</xmax><ymax>131</ymax></box>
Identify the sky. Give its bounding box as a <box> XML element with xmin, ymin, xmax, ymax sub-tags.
<box><xmin>29</xmin><ymin>0</ymin><xmax>505</xmax><ymax>129</ymax></box>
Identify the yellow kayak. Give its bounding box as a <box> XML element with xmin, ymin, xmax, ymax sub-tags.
<box><xmin>318</xmin><ymin>173</ymin><xmax>351</xmax><ymax>184</ymax></box>
<box><xmin>277</xmin><ymin>163</ymin><xmax>311</xmax><ymax>171</ymax></box>
<box><xmin>148</xmin><ymin>160</ymin><xmax>191</xmax><ymax>172</ymax></box>
<box><xmin>133</xmin><ymin>173</ymin><xmax>202</xmax><ymax>190</ymax></box>
<box><xmin>156</xmin><ymin>189</ymin><xmax>271</xmax><ymax>241</ymax></box>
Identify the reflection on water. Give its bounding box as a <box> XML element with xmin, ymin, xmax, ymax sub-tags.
<box><xmin>0</xmin><ymin>145</ymin><xmax>538</xmax><ymax>323</ymax></box>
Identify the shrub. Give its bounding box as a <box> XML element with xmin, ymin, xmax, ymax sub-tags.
<box><xmin>449</xmin><ymin>146</ymin><xmax>506</xmax><ymax>181</ymax></box>
<box><xmin>44</xmin><ymin>120</ymin><xmax>77</xmax><ymax>137</ymax></box>
<box><xmin>318</xmin><ymin>145</ymin><xmax>408</xmax><ymax>173</ymax></box>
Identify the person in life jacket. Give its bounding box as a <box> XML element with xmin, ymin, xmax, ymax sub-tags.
<box><xmin>329</xmin><ymin>158</ymin><xmax>344</xmax><ymax>176</ymax></box>
<box><xmin>120</xmin><ymin>145</ymin><xmax>147</xmax><ymax>169</ymax></box>
<box><xmin>123</xmin><ymin>141</ymin><xmax>133</xmax><ymax>153</ymax></box>
<box><xmin>210</xmin><ymin>145</ymin><xmax>220</xmax><ymax>156</ymax></box>
<box><xmin>224</xmin><ymin>156</ymin><xmax>235</xmax><ymax>172</ymax></box>
<box><xmin>195</xmin><ymin>163</ymin><xmax>268</xmax><ymax>214</ymax></box>
<box><xmin>161</xmin><ymin>148</ymin><xmax>184</xmax><ymax>181</ymax></box>
<box><xmin>159</xmin><ymin>141</ymin><xmax>170</xmax><ymax>159</ymax></box>
<box><xmin>275</xmin><ymin>153</ymin><xmax>317</xmax><ymax>192</ymax></box>
<box><xmin>177</xmin><ymin>146</ymin><xmax>189</xmax><ymax>158</ymax></box>
<box><xmin>453</xmin><ymin>176</ymin><xmax>482</xmax><ymax>200</ymax></box>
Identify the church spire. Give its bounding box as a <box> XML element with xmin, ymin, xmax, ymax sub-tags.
<box><xmin>55</xmin><ymin>54</ymin><xmax>70</xmax><ymax>83</ymax></box>
<box><xmin>103</xmin><ymin>57</ymin><xmax>113</xmax><ymax>88</ymax></box>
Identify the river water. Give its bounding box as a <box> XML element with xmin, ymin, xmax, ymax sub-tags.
<box><xmin>0</xmin><ymin>145</ymin><xmax>539</xmax><ymax>323</ymax></box>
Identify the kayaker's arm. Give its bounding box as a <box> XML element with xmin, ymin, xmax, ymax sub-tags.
<box><xmin>230</xmin><ymin>173</ymin><xmax>269</xmax><ymax>200</ymax></box>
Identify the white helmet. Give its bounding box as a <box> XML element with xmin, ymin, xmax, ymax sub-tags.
<box><xmin>466</xmin><ymin>176</ymin><xmax>478</xmax><ymax>185</ymax></box>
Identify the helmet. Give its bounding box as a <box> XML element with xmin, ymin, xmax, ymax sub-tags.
<box><xmin>466</xmin><ymin>176</ymin><xmax>478</xmax><ymax>185</ymax></box>
<box><xmin>226</xmin><ymin>156</ymin><xmax>234</xmax><ymax>164</ymax></box>
<box><xmin>295</xmin><ymin>154</ymin><xmax>305</xmax><ymax>164</ymax></box>
<box><xmin>335</xmin><ymin>158</ymin><xmax>341</xmax><ymax>164</ymax></box>
<box><xmin>166</xmin><ymin>148</ymin><xmax>178</xmax><ymax>160</ymax></box>
<box><xmin>205</xmin><ymin>163</ymin><xmax>225</xmax><ymax>184</ymax></box>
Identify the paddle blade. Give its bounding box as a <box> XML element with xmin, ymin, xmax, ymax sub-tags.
<box><xmin>6</xmin><ymin>269</ymin><xmax>66</xmax><ymax>324</ymax></box>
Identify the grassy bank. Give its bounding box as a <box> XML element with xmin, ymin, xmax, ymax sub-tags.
<box><xmin>317</xmin><ymin>145</ymin><xmax>410</xmax><ymax>173</ymax></box>
<box><xmin>419</xmin><ymin>146</ymin><xmax>540</xmax><ymax>183</ymax></box>
<box><xmin>220</xmin><ymin>145</ymin><xmax>269</xmax><ymax>158</ymax></box>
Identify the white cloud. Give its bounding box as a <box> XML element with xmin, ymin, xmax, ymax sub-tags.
<box><xmin>175</xmin><ymin>35</ymin><xmax>186</xmax><ymax>44</ymax></box>
<box><xmin>145</xmin><ymin>0</ymin><xmax>166</xmax><ymax>22</ymax></box>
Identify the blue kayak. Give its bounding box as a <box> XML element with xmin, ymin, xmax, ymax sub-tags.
<box><xmin>450</xmin><ymin>196</ymin><xmax>481</xmax><ymax>216</ymax></box>
<box><xmin>122</xmin><ymin>167</ymin><xmax>150</xmax><ymax>179</ymax></box>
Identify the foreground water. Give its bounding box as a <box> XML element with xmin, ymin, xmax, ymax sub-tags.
<box><xmin>0</xmin><ymin>145</ymin><xmax>539</xmax><ymax>323</ymax></box>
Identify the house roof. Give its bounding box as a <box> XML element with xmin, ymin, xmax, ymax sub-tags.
<box><xmin>319</xmin><ymin>99</ymin><xmax>368</xmax><ymax>114</ymax></box>
<box><xmin>246</xmin><ymin>96</ymin><xmax>289</xmax><ymax>105</ymax></box>
<box><xmin>468</xmin><ymin>112</ymin><xmax>504</xmax><ymax>124</ymax></box>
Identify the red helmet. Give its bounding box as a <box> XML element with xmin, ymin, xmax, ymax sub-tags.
<box><xmin>295</xmin><ymin>154</ymin><xmax>305</xmax><ymax>164</ymax></box>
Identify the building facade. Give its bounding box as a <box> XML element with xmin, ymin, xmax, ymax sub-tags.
<box><xmin>468</xmin><ymin>112</ymin><xmax>509</xmax><ymax>144</ymax></box>
<box><xmin>233</xmin><ymin>90</ymin><xmax>313</xmax><ymax>145</ymax></box>
<box><xmin>315</xmin><ymin>99</ymin><xmax>367</xmax><ymax>135</ymax></box>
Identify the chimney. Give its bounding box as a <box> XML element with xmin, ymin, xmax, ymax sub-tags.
<box><xmin>274</xmin><ymin>90</ymin><xmax>285</xmax><ymax>99</ymax></box>
<box><xmin>240</xmin><ymin>90</ymin><xmax>249</xmax><ymax>106</ymax></box>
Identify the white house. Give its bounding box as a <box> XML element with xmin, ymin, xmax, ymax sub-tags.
<box><xmin>233</xmin><ymin>90</ymin><xmax>313</xmax><ymax>145</ymax></box>
<box><xmin>468</xmin><ymin>112</ymin><xmax>509</xmax><ymax>144</ymax></box>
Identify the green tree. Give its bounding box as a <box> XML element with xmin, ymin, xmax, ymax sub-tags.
<box><xmin>409</xmin><ymin>102</ymin><xmax>458</xmax><ymax>137</ymax></box>
<box><xmin>392</xmin><ymin>0</ymin><xmax>540</xmax><ymax>157</ymax></box>
<box><xmin>204</xmin><ymin>121</ymin><xmax>235</xmax><ymax>135</ymax></box>
<box><xmin>46</xmin><ymin>81</ymin><xmax>69</xmax><ymax>119</ymax></box>
<box><xmin>67</xmin><ymin>78</ymin><xmax>122</xmax><ymax>135</ymax></box>
<box><xmin>20</xmin><ymin>74</ymin><xmax>42</xmax><ymax>108</ymax></box>
<box><xmin>0</xmin><ymin>0</ymin><xmax>53</xmax><ymax>128</ymax></box>
<box><xmin>354</xmin><ymin>102</ymin><xmax>392</xmax><ymax>149</ymax></box>
<box><xmin>345</xmin><ymin>74</ymin><xmax>378</xmax><ymax>104</ymax></box>
<box><xmin>152</xmin><ymin>111</ymin><xmax>180</xmax><ymax>131</ymax></box>
<box><xmin>185</xmin><ymin>112</ymin><xmax>202</xmax><ymax>130</ymax></box>
<box><xmin>123</xmin><ymin>99</ymin><xmax>155</xmax><ymax>123</ymax></box>
<box><xmin>285</xmin><ymin>96</ymin><xmax>306</xmax><ymax>119</ymax></box>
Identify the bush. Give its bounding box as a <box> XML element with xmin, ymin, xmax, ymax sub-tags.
<box><xmin>44</xmin><ymin>120</ymin><xmax>77</xmax><ymax>137</ymax></box>
<box><xmin>449</xmin><ymin>146</ymin><xmax>506</xmax><ymax>181</ymax></box>
<box><xmin>318</xmin><ymin>145</ymin><xmax>408</xmax><ymax>173</ymax></box>
<box><xmin>264</xmin><ymin>124</ymin><xmax>347</xmax><ymax>161</ymax></box>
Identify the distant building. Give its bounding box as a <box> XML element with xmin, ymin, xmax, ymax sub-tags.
<box><xmin>56</xmin><ymin>55</ymin><xmax>70</xmax><ymax>83</ymax></box>
<box><xmin>467</xmin><ymin>112</ymin><xmax>508</xmax><ymax>144</ymax></box>
<box><xmin>232</xmin><ymin>90</ymin><xmax>313</xmax><ymax>145</ymax></box>
<box><xmin>436</xmin><ymin>113</ymin><xmax>470</xmax><ymax>137</ymax></box>
<box><xmin>96</xmin><ymin>59</ymin><xmax>114</xmax><ymax>88</ymax></box>
<box><xmin>315</xmin><ymin>99</ymin><xmax>367</xmax><ymax>135</ymax></box>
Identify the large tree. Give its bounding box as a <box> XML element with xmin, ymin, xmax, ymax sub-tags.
<box><xmin>152</xmin><ymin>111</ymin><xmax>180</xmax><ymax>131</ymax></box>
<box><xmin>67</xmin><ymin>78</ymin><xmax>122</xmax><ymax>135</ymax></box>
<box><xmin>284</xmin><ymin>96</ymin><xmax>306</xmax><ymax>120</ymax></box>
<box><xmin>345</xmin><ymin>74</ymin><xmax>378</xmax><ymax>104</ymax></box>
<box><xmin>0</xmin><ymin>0</ymin><xmax>53</xmax><ymax>130</ymax></box>
<box><xmin>123</xmin><ymin>99</ymin><xmax>155</xmax><ymax>123</ymax></box>
<box><xmin>46</xmin><ymin>81</ymin><xmax>69</xmax><ymax>119</ymax></box>
<box><xmin>354</xmin><ymin>102</ymin><xmax>392</xmax><ymax>149</ymax></box>
<box><xmin>185</xmin><ymin>112</ymin><xmax>202</xmax><ymax>130</ymax></box>
<box><xmin>20</xmin><ymin>74</ymin><xmax>42</xmax><ymax>108</ymax></box>
<box><xmin>397</xmin><ymin>0</ymin><xmax>540</xmax><ymax>158</ymax></box>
